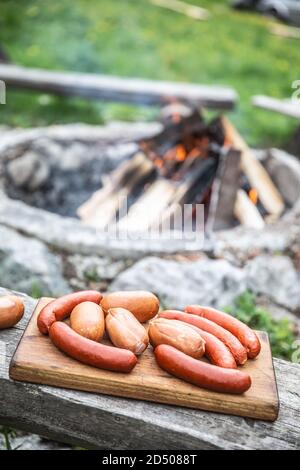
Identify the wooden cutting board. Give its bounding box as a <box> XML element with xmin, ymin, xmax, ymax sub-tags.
<box><xmin>10</xmin><ymin>298</ymin><xmax>279</xmax><ymax>421</ymax></box>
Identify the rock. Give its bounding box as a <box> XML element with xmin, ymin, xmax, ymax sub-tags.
<box><xmin>111</xmin><ymin>255</ymin><xmax>300</xmax><ymax>314</ymax></box>
<box><xmin>245</xmin><ymin>255</ymin><xmax>300</xmax><ymax>313</ymax></box>
<box><xmin>0</xmin><ymin>122</ymin><xmax>162</xmax><ymax>157</ymax></box>
<box><xmin>65</xmin><ymin>254</ymin><xmax>132</xmax><ymax>290</ymax></box>
<box><xmin>213</xmin><ymin>225</ymin><xmax>296</xmax><ymax>265</ymax></box>
<box><xmin>0</xmin><ymin>196</ymin><xmax>205</xmax><ymax>258</ymax></box>
<box><xmin>110</xmin><ymin>256</ymin><xmax>247</xmax><ymax>309</ymax></box>
<box><xmin>52</xmin><ymin>143</ymin><xmax>90</xmax><ymax>171</ymax></box>
<box><xmin>0</xmin><ymin>225</ymin><xmax>70</xmax><ymax>297</ymax></box>
<box><xmin>6</xmin><ymin>151</ymin><xmax>49</xmax><ymax>190</ymax></box>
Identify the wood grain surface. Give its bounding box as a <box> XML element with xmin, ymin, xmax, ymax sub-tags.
<box><xmin>9</xmin><ymin>298</ymin><xmax>279</xmax><ymax>421</ymax></box>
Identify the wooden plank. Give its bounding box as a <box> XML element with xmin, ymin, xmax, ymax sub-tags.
<box><xmin>221</xmin><ymin>117</ymin><xmax>285</xmax><ymax>218</ymax></box>
<box><xmin>252</xmin><ymin>95</ymin><xmax>300</xmax><ymax>120</ymax></box>
<box><xmin>0</xmin><ymin>288</ymin><xmax>299</xmax><ymax>449</ymax></box>
<box><xmin>0</xmin><ymin>64</ymin><xmax>237</xmax><ymax>109</ymax></box>
<box><xmin>10</xmin><ymin>298</ymin><xmax>279</xmax><ymax>422</ymax></box>
<box><xmin>150</xmin><ymin>0</ymin><xmax>209</xmax><ymax>20</ymax></box>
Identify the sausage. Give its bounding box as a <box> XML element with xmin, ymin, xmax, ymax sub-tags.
<box><xmin>101</xmin><ymin>291</ymin><xmax>159</xmax><ymax>323</ymax></box>
<box><xmin>106</xmin><ymin>307</ymin><xmax>149</xmax><ymax>355</ymax></box>
<box><xmin>49</xmin><ymin>322</ymin><xmax>137</xmax><ymax>373</ymax></box>
<box><xmin>37</xmin><ymin>291</ymin><xmax>103</xmax><ymax>335</ymax></box>
<box><xmin>159</xmin><ymin>310</ymin><xmax>247</xmax><ymax>365</ymax></box>
<box><xmin>154</xmin><ymin>344</ymin><xmax>251</xmax><ymax>394</ymax></box>
<box><xmin>158</xmin><ymin>311</ymin><xmax>237</xmax><ymax>369</ymax></box>
<box><xmin>70</xmin><ymin>302</ymin><xmax>105</xmax><ymax>342</ymax></box>
<box><xmin>185</xmin><ymin>305</ymin><xmax>261</xmax><ymax>359</ymax></box>
<box><xmin>0</xmin><ymin>295</ymin><xmax>24</xmax><ymax>329</ymax></box>
<box><xmin>148</xmin><ymin>318</ymin><xmax>205</xmax><ymax>359</ymax></box>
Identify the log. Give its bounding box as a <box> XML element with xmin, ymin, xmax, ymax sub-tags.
<box><xmin>234</xmin><ymin>189</ymin><xmax>265</xmax><ymax>230</ymax></box>
<box><xmin>117</xmin><ymin>179</ymin><xmax>177</xmax><ymax>231</ymax></box>
<box><xmin>0</xmin><ymin>287</ymin><xmax>299</xmax><ymax>450</ymax></box>
<box><xmin>221</xmin><ymin>117</ymin><xmax>285</xmax><ymax>218</ymax></box>
<box><xmin>206</xmin><ymin>149</ymin><xmax>241</xmax><ymax>232</ymax></box>
<box><xmin>150</xmin><ymin>0</ymin><xmax>209</xmax><ymax>20</ymax></box>
<box><xmin>0</xmin><ymin>64</ymin><xmax>237</xmax><ymax>109</ymax></box>
<box><xmin>269</xmin><ymin>24</ymin><xmax>300</xmax><ymax>40</ymax></box>
<box><xmin>157</xmin><ymin>157</ymin><xmax>218</xmax><ymax>229</ymax></box>
<box><xmin>78</xmin><ymin>152</ymin><xmax>155</xmax><ymax>228</ymax></box>
<box><xmin>252</xmin><ymin>95</ymin><xmax>300</xmax><ymax>120</ymax></box>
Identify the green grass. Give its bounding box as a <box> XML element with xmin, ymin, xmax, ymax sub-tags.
<box><xmin>225</xmin><ymin>291</ymin><xmax>297</xmax><ymax>361</ymax></box>
<box><xmin>0</xmin><ymin>0</ymin><xmax>299</xmax><ymax>146</ymax></box>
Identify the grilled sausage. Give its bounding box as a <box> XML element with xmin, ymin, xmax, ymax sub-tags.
<box><xmin>0</xmin><ymin>295</ymin><xmax>24</xmax><ymax>329</ymax></box>
<box><xmin>70</xmin><ymin>301</ymin><xmax>105</xmax><ymax>342</ymax></box>
<box><xmin>106</xmin><ymin>307</ymin><xmax>149</xmax><ymax>355</ymax></box>
<box><xmin>101</xmin><ymin>291</ymin><xmax>159</xmax><ymax>323</ymax></box>
<box><xmin>149</xmin><ymin>317</ymin><xmax>206</xmax><ymax>359</ymax></box>
<box><xmin>185</xmin><ymin>305</ymin><xmax>261</xmax><ymax>359</ymax></box>
<box><xmin>154</xmin><ymin>344</ymin><xmax>252</xmax><ymax>394</ymax></box>
<box><xmin>158</xmin><ymin>310</ymin><xmax>237</xmax><ymax>368</ymax></box>
<box><xmin>159</xmin><ymin>310</ymin><xmax>246</xmax><ymax>365</ymax></box>
<box><xmin>37</xmin><ymin>291</ymin><xmax>102</xmax><ymax>335</ymax></box>
<box><xmin>49</xmin><ymin>321</ymin><xmax>137</xmax><ymax>373</ymax></box>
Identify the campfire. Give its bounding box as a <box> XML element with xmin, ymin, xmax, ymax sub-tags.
<box><xmin>78</xmin><ymin>105</ymin><xmax>285</xmax><ymax>234</ymax></box>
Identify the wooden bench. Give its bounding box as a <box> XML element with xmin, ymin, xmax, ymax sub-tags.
<box><xmin>0</xmin><ymin>287</ymin><xmax>299</xmax><ymax>450</ymax></box>
<box><xmin>252</xmin><ymin>95</ymin><xmax>300</xmax><ymax>120</ymax></box>
<box><xmin>0</xmin><ymin>64</ymin><xmax>237</xmax><ymax>110</ymax></box>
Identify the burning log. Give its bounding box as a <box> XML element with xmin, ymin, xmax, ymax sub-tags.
<box><xmin>234</xmin><ymin>189</ymin><xmax>265</xmax><ymax>230</ymax></box>
<box><xmin>221</xmin><ymin>117</ymin><xmax>284</xmax><ymax>219</ymax></box>
<box><xmin>156</xmin><ymin>157</ymin><xmax>219</xmax><ymax>230</ymax></box>
<box><xmin>78</xmin><ymin>152</ymin><xmax>155</xmax><ymax>228</ymax></box>
<box><xmin>117</xmin><ymin>179</ymin><xmax>177</xmax><ymax>232</ymax></box>
<box><xmin>77</xmin><ymin>107</ymin><xmax>279</xmax><ymax>235</ymax></box>
<box><xmin>118</xmin><ymin>156</ymin><xmax>218</xmax><ymax>233</ymax></box>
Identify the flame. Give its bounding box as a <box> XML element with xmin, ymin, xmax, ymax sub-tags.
<box><xmin>154</xmin><ymin>158</ymin><xmax>163</xmax><ymax>168</ymax></box>
<box><xmin>175</xmin><ymin>145</ymin><xmax>187</xmax><ymax>162</ymax></box>
<box><xmin>187</xmin><ymin>147</ymin><xmax>202</xmax><ymax>159</ymax></box>
<box><xmin>249</xmin><ymin>188</ymin><xmax>258</xmax><ymax>205</ymax></box>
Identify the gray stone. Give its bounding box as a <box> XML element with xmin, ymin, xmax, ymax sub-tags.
<box><xmin>0</xmin><ymin>122</ymin><xmax>162</xmax><ymax>157</ymax></box>
<box><xmin>213</xmin><ymin>225</ymin><xmax>296</xmax><ymax>265</ymax></box>
<box><xmin>53</xmin><ymin>143</ymin><xmax>91</xmax><ymax>171</ymax></box>
<box><xmin>111</xmin><ymin>254</ymin><xmax>300</xmax><ymax>314</ymax></box>
<box><xmin>0</xmin><ymin>195</ymin><xmax>209</xmax><ymax>258</ymax></box>
<box><xmin>245</xmin><ymin>255</ymin><xmax>300</xmax><ymax>313</ymax></box>
<box><xmin>0</xmin><ymin>225</ymin><xmax>70</xmax><ymax>296</ymax></box>
<box><xmin>66</xmin><ymin>254</ymin><xmax>132</xmax><ymax>284</ymax></box>
<box><xmin>110</xmin><ymin>256</ymin><xmax>246</xmax><ymax>309</ymax></box>
<box><xmin>7</xmin><ymin>150</ymin><xmax>49</xmax><ymax>190</ymax></box>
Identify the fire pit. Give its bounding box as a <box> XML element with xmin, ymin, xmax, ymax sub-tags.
<box><xmin>2</xmin><ymin>106</ymin><xmax>299</xmax><ymax>240</ymax></box>
<box><xmin>0</xmin><ymin>110</ymin><xmax>300</xmax><ymax>257</ymax></box>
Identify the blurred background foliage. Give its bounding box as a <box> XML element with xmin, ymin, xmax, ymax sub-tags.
<box><xmin>0</xmin><ymin>0</ymin><xmax>299</xmax><ymax>146</ymax></box>
<box><xmin>225</xmin><ymin>291</ymin><xmax>297</xmax><ymax>361</ymax></box>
